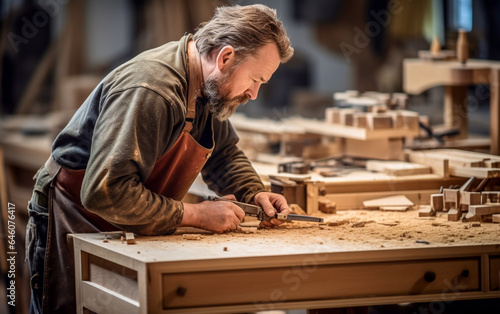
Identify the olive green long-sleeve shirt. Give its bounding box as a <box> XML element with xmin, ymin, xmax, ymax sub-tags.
<box><xmin>34</xmin><ymin>34</ymin><xmax>266</xmax><ymax>235</ymax></box>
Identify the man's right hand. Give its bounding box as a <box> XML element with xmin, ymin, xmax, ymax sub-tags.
<box><xmin>180</xmin><ymin>195</ymin><xmax>245</xmax><ymax>233</ymax></box>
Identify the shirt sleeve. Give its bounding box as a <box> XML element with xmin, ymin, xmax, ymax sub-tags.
<box><xmin>201</xmin><ymin>119</ymin><xmax>267</xmax><ymax>204</ymax></box>
<box><xmin>81</xmin><ymin>86</ymin><xmax>186</xmax><ymax>235</ymax></box>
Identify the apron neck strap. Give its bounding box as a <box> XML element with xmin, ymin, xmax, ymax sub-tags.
<box><xmin>185</xmin><ymin>41</ymin><xmax>203</xmax><ymax>132</ymax></box>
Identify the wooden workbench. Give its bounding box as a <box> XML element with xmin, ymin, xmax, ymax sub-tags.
<box><xmin>71</xmin><ymin>210</ymin><xmax>500</xmax><ymax>313</ymax></box>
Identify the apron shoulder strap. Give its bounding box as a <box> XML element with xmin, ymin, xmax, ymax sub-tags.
<box><xmin>44</xmin><ymin>156</ymin><xmax>62</xmax><ymax>180</ymax></box>
<box><xmin>184</xmin><ymin>41</ymin><xmax>200</xmax><ymax>133</ymax></box>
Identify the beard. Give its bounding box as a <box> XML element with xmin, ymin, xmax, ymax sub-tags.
<box><xmin>202</xmin><ymin>70</ymin><xmax>249</xmax><ymax>121</ymax></box>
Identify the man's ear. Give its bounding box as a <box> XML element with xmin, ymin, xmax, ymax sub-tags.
<box><xmin>216</xmin><ymin>46</ymin><xmax>235</xmax><ymax>72</ymax></box>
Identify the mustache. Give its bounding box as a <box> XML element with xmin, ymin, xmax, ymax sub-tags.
<box><xmin>233</xmin><ymin>95</ymin><xmax>250</xmax><ymax>105</ymax></box>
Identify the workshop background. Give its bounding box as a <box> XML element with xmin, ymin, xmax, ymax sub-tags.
<box><xmin>1</xmin><ymin>0</ymin><xmax>500</xmax><ymax>313</ymax></box>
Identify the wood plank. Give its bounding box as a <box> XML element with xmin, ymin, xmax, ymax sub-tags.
<box><xmin>405</xmin><ymin>150</ymin><xmax>449</xmax><ymax>177</ymax></box>
<box><xmin>466</xmin><ymin>204</ymin><xmax>500</xmax><ymax>219</ymax></box>
<box><xmin>326</xmin><ymin>190</ymin><xmax>435</xmax><ymax>210</ymax></box>
<box><xmin>345</xmin><ymin>138</ymin><xmax>403</xmax><ymax>160</ymax></box>
<box><xmin>283</xmin><ymin>117</ymin><xmax>420</xmax><ymax>140</ymax></box>
<box><xmin>403</xmin><ymin>59</ymin><xmax>495</xmax><ymax>95</ymax></box>
<box><xmin>366</xmin><ymin>160</ymin><xmax>431</xmax><ymax>176</ymax></box>
<box><xmin>450</xmin><ymin>166</ymin><xmax>500</xmax><ymax>179</ymax></box>
<box><xmin>435</xmin><ymin>149</ymin><xmax>500</xmax><ymax>167</ymax></box>
<box><xmin>363</xmin><ymin>195</ymin><xmax>414</xmax><ymax>209</ymax></box>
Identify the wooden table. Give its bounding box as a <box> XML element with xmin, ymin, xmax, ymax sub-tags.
<box><xmin>71</xmin><ymin>227</ymin><xmax>500</xmax><ymax>314</ymax></box>
<box><xmin>403</xmin><ymin>58</ymin><xmax>500</xmax><ymax>154</ymax></box>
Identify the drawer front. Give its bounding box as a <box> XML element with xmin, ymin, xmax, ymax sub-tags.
<box><xmin>161</xmin><ymin>258</ymin><xmax>479</xmax><ymax>309</ymax></box>
<box><xmin>491</xmin><ymin>256</ymin><xmax>500</xmax><ymax>291</ymax></box>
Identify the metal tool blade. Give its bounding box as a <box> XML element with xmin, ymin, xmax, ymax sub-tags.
<box><xmin>277</xmin><ymin>213</ymin><xmax>324</xmax><ymax>223</ymax></box>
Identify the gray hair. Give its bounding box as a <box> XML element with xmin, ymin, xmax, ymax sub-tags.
<box><xmin>193</xmin><ymin>4</ymin><xmax>294</xmax><ymax>63</ymax></box>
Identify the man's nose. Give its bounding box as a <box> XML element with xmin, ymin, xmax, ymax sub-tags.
<box><xmin>246</xmin><ymin>83</ymin><xmax>261</xmax><ymax>100</ymax></box>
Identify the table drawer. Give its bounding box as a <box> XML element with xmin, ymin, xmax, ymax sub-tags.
<box><xmin>161</xmin><ymin>258</ymin><xmax>479</xmax><ymax>309</ymax></box>
<box><xmin>491</xmin><ymin>256</ymin><xmax>500</xmax><ymax>291</ymax></box>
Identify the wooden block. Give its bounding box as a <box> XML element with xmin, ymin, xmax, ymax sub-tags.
<box><xmin>345</xmin><ymin>138</ymin><xmax>403</xmax><ymax>160</ymax></box>
<box><xmin>352</xmin><ymin>112</ymin><xmax>367</xmax><ymax>128</ymax></box>
<box><xmin>466</xmin><ymin>204</ymin><xmax>500</xmax><ymax>219</ymax></box>
<box><xmin>460</xmin><ymin>191</ymin><xmax>482</xmax><ymax>205</ymax></box>
<box><xmin>366</xmin><ymin>113</ymin><xmax>393</xmax><ymax>130</ymax></box>
<box><xmin>430</xmin><ymin>194</ymin><xmax>444</xmax><ymax>211</ymax></box>
<box><xmin>492</xmin><ymin>214</ymin><xmax>500</xmax><ymax>223</ymax></box>
<box><xmin>398</xmin><ymin>110</ymin><xmax>420</xmax><ymax>131</ymax></box>
<box><xmin>485</xmin><ymin>160</ymin><xmax>500</xmax><ymax>168</ymax></box>
<box><xmin>318</xmin><ymin>198</ymin><xmax>336</xmax><ymax>214</ymax></box>
<box><xmin>325</xmin><ymin>107</ymin><xmax>339</xmax><ymax>124</ymax></box>
<box><xmin>339</xmin><ymin>109</ymin><xmax>357</xmax><ymax>126</ymax></box>
<box><xmin>447</xmin><ymin>208</ymin><xmax>462</xmax><ymax>221</ymax></box>
<box><xmin>482</xmin><ymin>191</ymin><xmax>500</xmax><ymax>203</ymax></box>
<box><xmin>125</xmin><ymin>232</ymin><xmax>136</xmax><ymax>245</ymax></box>
<box><xmin>443</xmin><ymin>189</ymin><xmax>460</xmax><ymax>208</ymax></box>
<box><xmin>290</xmin><ymin>204</ymin><xmax>307</xmax><ymax>215</ymax></box>
<box><xmin>418</xmin><ymin>205</ymin><xmax>435</xmax><ymax>217</ymax></box>
<box><xmin>387</xmin><ymin>111</ymin><xmax>405</xmax><ymax>128</ymax></box>
<box><xmin>363</xmin><ymin>195</ymin><xmax>414</xmax><ymax>209</ymax></box>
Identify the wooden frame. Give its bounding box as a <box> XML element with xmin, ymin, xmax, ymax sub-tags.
<box><xmin>403</xmin><ymin>59</ymin><xmax>500</xmax><ymax>154</ymax></box>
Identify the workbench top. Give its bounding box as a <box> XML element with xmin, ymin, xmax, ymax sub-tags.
<box><xmin>72</xmin><ymin>208</ymin><xmax>500</xmax><ymax>265</ymax></box>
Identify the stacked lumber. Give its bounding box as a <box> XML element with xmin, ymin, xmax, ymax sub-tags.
<box><xmin>405</xmin><ymin>149</ymin><xmax>500</xmax><ymax>178</ymax></box>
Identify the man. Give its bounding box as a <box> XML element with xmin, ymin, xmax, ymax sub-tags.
<box><xmin>25</xmin><ymin>3</ymin><xmax>294</xmax><ymax>313</ymax></box>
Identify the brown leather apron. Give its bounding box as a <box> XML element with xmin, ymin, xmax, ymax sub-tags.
<box><xmin>42</xmin><ymin>41</ymin><xmax>212</xmax><ymax>313</ymax></box>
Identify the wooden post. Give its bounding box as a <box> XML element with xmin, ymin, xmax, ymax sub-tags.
<box><xmin>444</xmin><ymin>85</ymin><xmax>468</xmax><ymax>139</ymax></box>
<box><xmin>306</xmin><ymin>182</ymin><xmax>320</xmax><ymax>214</ymax></box>
<box><xmin>490</xmin><ymin>68</ymin><xmax>500</xmax><ymax>154</ymax></box>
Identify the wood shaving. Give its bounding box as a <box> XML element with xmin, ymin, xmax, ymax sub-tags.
<box><xmin>182</xmin><ymin>234</ymin><xmax>203</xmax><ymax>240</ymax></box>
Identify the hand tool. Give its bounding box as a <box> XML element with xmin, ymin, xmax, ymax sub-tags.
<box><xmin>209</xmin><ymin>196</ymin><xmax>324</xmax><ymax>223</ymax></box>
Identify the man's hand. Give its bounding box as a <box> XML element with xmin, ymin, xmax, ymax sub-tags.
<box><xmin>181</xmin><ymin>195</ymin><xmax>245</xmax><ymax>233</ymax></box>
<box><xmin>253</xmin><ymin>192</ymin><xmax>291</xmax><ymax>228</ymax></box>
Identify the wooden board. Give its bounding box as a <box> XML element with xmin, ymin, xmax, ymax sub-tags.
<box><xmin>345</xmin><ymin>138</ymin><xmax>403</xmax><ymax>160</ymax></box>
<box><xmin>366</xmin><ymin>160</ymin><xmax>431</xmax><ymax>176</ymax></box>
<box><xmin>324</xmin><ymin>190</ymin><xmax>435</xmax><ymax>210</ymax></box>
<box><xmin>363</xmin><ymin>195</ymin><xmax>414</xmax><ymax>209</ymax></box>
<box><xmin>282</xmin><ymin>117</ymin><xmax>420</xmax><ymax>140</ymax></box>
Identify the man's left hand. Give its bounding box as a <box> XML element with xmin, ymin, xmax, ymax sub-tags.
<box><xmin>253</xmin><ymin>192</ymin><xmax>291</xmax><ymax>228</ymax></box>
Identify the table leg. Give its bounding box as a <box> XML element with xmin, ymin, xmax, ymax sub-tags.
<box><xmin>444</xmin><ymin>86</ymin><xmax>468</xmax><ymax>139</ymax></box>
